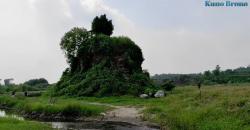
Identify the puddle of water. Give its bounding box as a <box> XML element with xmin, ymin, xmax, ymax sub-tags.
<box><xmin>0</xmin><ymin>110</ymin><xmax>6</xmax><ymax>117</ymax></box>
<box><xmin>0</xmin><ymin>110</ymin><xmax>24</xmax><ymax>120</ymax></box>
<box><xmin>0</xmin><ymin>109</ymin><xmax>159</xmax><ymax>130</ymax></box>
<box><xmin>51</xmin><ymin>121</ymin><xmax>159</xmax><ymax>130</ymax></box>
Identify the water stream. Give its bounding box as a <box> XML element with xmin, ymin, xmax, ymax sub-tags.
<box><xmin>0</xmin><ymin>110</ymin><xmax>159</xmax><ymax>130</ymax></box>
<box><xmin>0</xmin><ymin>109</ymin><xmax>24</xmax><ymax>120</ymax></box>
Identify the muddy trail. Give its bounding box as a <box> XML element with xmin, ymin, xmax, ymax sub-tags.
<box><xmin>84</xmin><ymin>103</ymin><xmax>160</xmax><ymax>130</ymax></box>
<box><xmin>1</xmin><ymin>103</ymin><xmax>160</xmax><ymax>130</ymax></box>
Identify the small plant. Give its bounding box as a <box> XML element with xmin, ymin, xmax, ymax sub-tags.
<box><xmin>144</xmin><ymin>87</ymin><xmax>157</xmax><ymax>97</ymax></box>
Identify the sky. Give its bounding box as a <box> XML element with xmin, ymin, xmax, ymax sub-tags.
<box><xmin>0</xmin><ymin>0</ymin><xmax>249</xmax><ymax>84</ymax></box>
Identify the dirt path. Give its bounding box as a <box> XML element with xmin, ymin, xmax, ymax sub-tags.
<box><xmin>85</xmin><ymin>102</ymin><xmax>160</xmax><ymax>129</ymax></box>
<box><xmin>103</xmin><ymin>106</ymin><xmax>144</xmax><ymax>124</ymax></box>
<box><xmin>86</xmin><ymin>102</ymin><xmax>143</xmax><ymax>124</ymax></box>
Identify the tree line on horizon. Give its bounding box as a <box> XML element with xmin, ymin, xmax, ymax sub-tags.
<box><xmin>152</xmin><ymin>65</ymin><xmax>250</xmax><ymax>86</ymax></box>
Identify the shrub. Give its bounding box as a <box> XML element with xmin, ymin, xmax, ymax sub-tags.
<box><xmin>162</xmin><ymin>80</ymin><xmax>176</xmax><ymax>91</ymax></box>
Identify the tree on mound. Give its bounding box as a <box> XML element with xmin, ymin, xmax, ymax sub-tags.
<box><xmin>92</xmin><ymin>14</ymin><xmax>113</xmax><ymax>36</ymax></box>
<box><xmin>54</xmin><ymin>15</ymin><xmax>154</xmax><ymax>97</ymax></box>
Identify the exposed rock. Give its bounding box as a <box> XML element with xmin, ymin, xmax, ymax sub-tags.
<box><xmin>154</xmin><ymin>90</ymin><xmax>165</xmax><ymax>98</ymax></box>
<box><xmin>139</xmin><ymin>94</ymin><xmax>148</xmax><ymax>98</ymax></box>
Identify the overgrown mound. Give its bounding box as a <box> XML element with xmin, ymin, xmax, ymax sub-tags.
<box><xmin>54</xmin><ymin>27</ymin><xmax>154</xmax><ymax>97</ymax></box>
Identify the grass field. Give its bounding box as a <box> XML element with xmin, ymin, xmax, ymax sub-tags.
<box><xmin>0</xmin><ymin>117</ymin><xmax>52</xmax><ymax>130</ymax></box>
<box><xmin>142</xmin><ymin>84</ymin><xmax>250</xmax><ymax>130</ymax></box>
<box><xmin>0</xmin><ymin>84</ymin><xmax>250</xmax><ymax>130</ymax></box>
<box><xmin>76</xmin><ymin>84</ymin><xmax>250</xmax><ymax>130</ymax></box>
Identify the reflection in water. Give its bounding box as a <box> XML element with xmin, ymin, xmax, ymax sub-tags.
<box><xmin>51</xmin><ymin>121</ymin><xmax>159</xmax><ymax>130</ymax></box>
<box><xmin>0</xmin><ymin>110</ymin><xmax>6</xmax><ymax>117</ymax></box>
<box><xmin>1</xmin><ymin>110</ymin><xmax>159</xmax><ymax>130</ymax></box>
<box><xmin>0</xmin><ymin>110</ymin><xmax>24</xmax><ymax>120</ymax></box>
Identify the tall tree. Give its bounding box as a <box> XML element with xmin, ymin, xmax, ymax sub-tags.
<box><xmin>91</xmin><ymin>14</ymin><xmax>114</xmax><ymax>36</ymax></box>
<box><xmin>204</xmin><ymin>70</ymin><xmax>212</xmax><ymax>77</ymax></box>
<box><xmin>213</xmin><ymin>65</ymin><xmax>221</xmax><ymax>76</ymax></box>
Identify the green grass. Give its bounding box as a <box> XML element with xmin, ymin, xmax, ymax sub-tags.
<box><xmin>1</xmin><ymin>84</ymin><xmax>250</xmax><ymax>130</ymax></box>
<box><xmin>142</xmin><ymin>84</ymin><xmax>250</xmax><ymax>130</ymax></box>
<box><xmin>73</xmin><ymin>84</ymin><xmax>250</xmax><ymax>130</ymax></box>
<box><xmin>0</xmin><ymin>96</ymin><xmax>110</xmax><ymax>118</ymax></box>
<box><xmin>0</xmin><ymin>117</ymin><xmax>52</xmax><ymax>130</ymax></box>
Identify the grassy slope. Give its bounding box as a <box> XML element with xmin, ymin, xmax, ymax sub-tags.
<box><xmin>0</xmin><ymin>117</ymin><xmax>52</xmax><ymax>130</ymax></box>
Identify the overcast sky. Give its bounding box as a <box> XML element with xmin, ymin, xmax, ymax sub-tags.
<box><xmin>0</xmin><ymin>0</ymin><xmax>249</xmax><ymax>84</ymax></box>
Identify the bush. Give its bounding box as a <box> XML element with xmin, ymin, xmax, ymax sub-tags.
<box><xmin>0</xmin><ymin>86</ymin><xmax>6</xmax><ymax>94</ymax></box>
<box><xmin>162</xmin><ymin>80</ymin><xmax>176</xmax><ymax>91</ymax></box>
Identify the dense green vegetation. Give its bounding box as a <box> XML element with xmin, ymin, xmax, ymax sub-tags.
<box><xmin>92</xmin><ymin>14</ymin><xmax>114</xmax><ymax>36</ymax></box>
<box><xmin>203</xmin><ymin>65</ymin><xmax>250</xmax><ymax>84</ymax></box>
<box><xmin>0</xmin><ymin>78</ymin><xmax>49</xmax><ymax>94</ymax></box>
<box><xmin>0</xmin><ymin>117</ymin><xmax>52</xmax><ymax>130</ymax></box>
<box><xmin>0</xmin><ymin>95</ymin><xmax>109</xmax><ymax>120</ymax></box>
<box><xmin>23</xmin><ymin>78</ymin><xmax>49</xmax><ymax>89</ymax></box>
<box><xmin>55</xmin><ymin>15</ymin><xmax>154</xmax><ymax>96</ymax></box>
<box><xmin>153</xmin><ymin>65</ymin><xmax>250</xmax><ymax>86</ymax></box>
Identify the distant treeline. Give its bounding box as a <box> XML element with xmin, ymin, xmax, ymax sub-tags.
<box><xmin>152</xmin><ymin>65</ymin><xmax>250</xmax><ymax>86</ymax></box>
<box><xmin>0</xmin><ymin>78</ymin><xmax>49</xmax><ymax>94</ymax></box>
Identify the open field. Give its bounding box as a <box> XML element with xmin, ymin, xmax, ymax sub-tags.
<box><xmin>77</xmin><ymin>84</ymin><xmax>250</xmax><ymax>130</ymax></box>
<box><xmin>142</xmin><ymin>84</ymin><xmax>250</xmax><ymax>130</ymax></box>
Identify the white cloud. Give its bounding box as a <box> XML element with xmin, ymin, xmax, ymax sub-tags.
<box><xmin>0</xmin><ymin>0</ymin><xmax>135</xmax><ymax>84</ymax></box>
<box><xmin>0</xmin><ymin>0</ymin><xmax>249</xmax><ymax>84</ymax></box>
<box><xmin>79</xmin><ymin>0</ymin><xmax>135</xmax><ymax>36</ymax></box>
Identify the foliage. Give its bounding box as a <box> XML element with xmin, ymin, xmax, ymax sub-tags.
<box><xmin>203</xmin><ymin>65</ymin><xmax>250</xmax><ymax>84</ymax></box>
<box><xmin>152</xmin><ymin>73</ymin><xmax>201</xmax><ymax>86</ymax></box>
<box><xmin>161</xmin><ymin>80</ymin><xmax>176</xmax><ymax>91</ymax></box>
<box><xmin>55</xmin><ymin>62</ymin><xmax>154</xmax><ymax>97</ymax></box>
<box><xmin>0</xmin><ymin>96</ymin><xmax>109</xmax><ymax>118</ymax></box>
<box><xmin>91</xmin><ymin>14</ymin><xmax>114</xmax><ymax>36</ymax></box>
<box><xmin>56</xmin><ymin>15</ymin><xmax>154</xmax><ymax>97</ymax></box>
<box><xmin>60</xmin><ymin>27</ymin><xmax>90</xmax><ymax>69</ymax></box>
<box><xmin>0</xmin><ymin>86</ymin><xmax>6</xmax><ymax>94</ymax></box>
<box><xmin>212</xmin><ymin>65</ymin><xmax>221</xmax><ymax>76</ymax></box>
<box><xmin>152</xmin><ymin>65</ymin><xmax>250</xmax><ymax>86</ymax></box>
<box><xmin>0</xmin><ymin>84</ymin><xmax>45</xmax><ymax>93</ymax></box>
<box><xmin>24</xmin><ymin>78</ymin><xmax>49</xmax><ymax>87</ymax></box>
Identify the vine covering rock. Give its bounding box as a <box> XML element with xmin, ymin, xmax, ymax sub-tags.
<box><xmin>54</xmin><ymin>15</ymin><xmax>155</xmax><ymax>96</ymax></box>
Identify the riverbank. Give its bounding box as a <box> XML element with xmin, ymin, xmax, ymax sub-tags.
<box><xmin>0</xmin><ymin>96</ymin><xmax>159</xmax><ymax>130</ymax></box>
<box><xmin>0</xmin><ymin>96</ymin><xmax>110</xmax><ymax>121</ymax></box>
